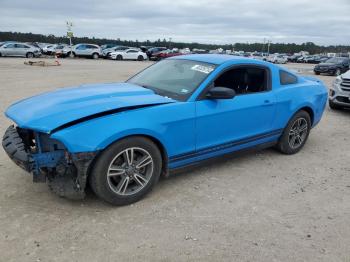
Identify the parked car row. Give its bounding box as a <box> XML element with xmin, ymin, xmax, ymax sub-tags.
<box><xmin>288</xmin><ymin>54</ymin><xmax>330</xmax><ymax>64</ymax></box>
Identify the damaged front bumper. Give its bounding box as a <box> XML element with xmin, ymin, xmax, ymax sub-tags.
<box><xmin>2</xmin><ymin>125</ymin><xmax>97</xmax><ymax>199</ymax></box>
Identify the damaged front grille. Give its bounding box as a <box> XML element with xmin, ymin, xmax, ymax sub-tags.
<box><xmin>2</xmin><ymin>125</ymin><xmax>97</xmax><ymax>200</ymax></box>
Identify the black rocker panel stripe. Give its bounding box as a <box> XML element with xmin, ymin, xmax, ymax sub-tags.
<box><xmin>169</xmin><ymin>129</ymin><xmax>283</xmax><ymax>163</ymax></box>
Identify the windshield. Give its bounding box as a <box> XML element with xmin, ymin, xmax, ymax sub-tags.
<box><xmin>127</xmin><ymin>59</ymin><xmax>216</xmax><ymax>101</ymax></box>
<box><xmin>326</xmin><ymin>57</ymin><xmax>345</xmax><ymax>63</ymax></box>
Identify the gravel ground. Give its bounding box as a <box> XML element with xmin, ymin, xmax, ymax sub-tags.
<box><xmin>0</xmin><ymin>58</ymin><xmax>349</xmax><ymax>262</ymax></box>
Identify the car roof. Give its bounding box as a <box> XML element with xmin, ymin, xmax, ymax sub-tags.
<box><xmin>169</xmin><ymin>54</ymin><xmax>261</xmax><ymax>65</ymax></box>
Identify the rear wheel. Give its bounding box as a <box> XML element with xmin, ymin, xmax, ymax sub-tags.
<box><xmin>116</xmin><ymin>55</ymin><xmax>123</xmax><ymax>60</ymax></box>
<box><xmin>92</xmin><ymin>53</ymin><xmax>99</xmax><ymax>59</ymax></box>
<box><xmin>26</xmin><ymin>52</ymin><xmax>34</xmax><ymax>58</ymax></box>
<box><xmin>89</xmin><ymin>137</ymin><xmax>162</xmax><ymax>205</ymax></box>
<box><xmin>277</xmin><ymin>110</ymin><xmax>311</xmax><ymax>154</ymax></box>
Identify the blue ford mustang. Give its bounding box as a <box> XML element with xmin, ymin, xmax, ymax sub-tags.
<box><xmin>2</xmin><ymin>55</ymin><xmax>327</xmax><ymax>205</ymax></box>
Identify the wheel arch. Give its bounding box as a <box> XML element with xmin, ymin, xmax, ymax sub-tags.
<box><xmin>90</xmin><ymin>133</ymin><xmax>169</xmax><ymax>178</ymax></box>
<box><xmin>298</xmin><ymin>106</ymin><xmax>314</xmax><ymax>126</ymax></box>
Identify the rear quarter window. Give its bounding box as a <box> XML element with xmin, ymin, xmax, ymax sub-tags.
<box><xmin>280</xmin><ymin>70</ymin><xmax>298</xmax><ymax>85</ymax></box>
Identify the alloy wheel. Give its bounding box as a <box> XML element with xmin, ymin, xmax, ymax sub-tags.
<box><xmin>107</xmin><ymin>147</ymin><xmax>153</xmax><ymax>196</ymax></box>
<box><xmin>288</xmin><ymin>118</ymin><xmax>308</xmax><ymax>149</ymax></box>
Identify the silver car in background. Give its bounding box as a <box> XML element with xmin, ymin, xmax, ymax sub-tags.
<box><xmin>0</xmin><ymin>42</ymin><xmax>41</xmax><ymax>58</ymax></box>
<box><xmin>62</xmin><ymin>43</ymin><xmax>102</xmax><ymax>59</ymax></box>
<box><xmin>329</xmin><ymin>70</ymin><xmax>350</xmax><ymax>110</ymax></box>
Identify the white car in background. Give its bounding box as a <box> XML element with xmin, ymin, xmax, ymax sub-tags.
<box><xmin>109</xmin><ymin>48</ymin><xmax>147</xmax><ymax>61</ymax></box>
<box><xmin>102</xmin><ymin>46</ymin><xmax>129</xmax><ymax>58</ymax></box>
<box><xmin>42</xmin><ymin>44</ymin><xmax>57</xmax><ymax>55</ymax></box>
<box><xmin>268</xmin><ymin>55</ymin><xmax>288</xmax><ymax>64</ymax></box>
<box><xmin>62</xmin><ymin>44</ymin><xmax>102</xmax><ymax>59</ymax></box>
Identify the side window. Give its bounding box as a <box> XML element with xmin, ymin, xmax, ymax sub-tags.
<box><xmin>88</xmin><ymin>45</ymin><xmax>97</xmax><ymax>49</ymax></box>
<box><xmin>5</xmin><ymin>44</ymin><xmax>15</xmax><ymax>48</ymax></box>
<box><xmin>17</xmin><ymin>44</ymin><xmax>29</xmax><ymax>48</ymax></box>
<box><xmin>127</xmin><ymin>50</ymin><xmax>137</xmax><ymax>53</ymax></box>
<box><xmin>213</xmin><ymin>66</ymin><xmax>269</xmax><ymax>95</ymax></box>
<box><xmin>280</xmin><ymin>70</ymin><xmax>298</xmax><ymax>85</ymax></box>
<box><xmin>77</xmin><ymin>45</ymin><xmax>85</xmax><ymax>50</ymax></box>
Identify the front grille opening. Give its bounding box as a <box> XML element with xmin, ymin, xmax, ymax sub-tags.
<box><xmin>336</xmin><ymin>96</ymin><xmax>350</xmax><ymax>103</ymax></box>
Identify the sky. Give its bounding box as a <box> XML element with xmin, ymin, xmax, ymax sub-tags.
<box><xmin>0</xmin><ymin>0</ymin><xmax>349</xmax><ymax>45</ymax></box>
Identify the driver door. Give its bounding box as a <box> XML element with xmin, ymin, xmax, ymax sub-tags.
<box><xmin>195</xmin><ymin>66</ymin><xmax>277</xmax><ymax>155</ymax></box>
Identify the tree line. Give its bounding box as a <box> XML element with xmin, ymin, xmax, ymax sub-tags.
<box><xmin>0</xmin><ymin>31</ymin><xmax>349</xmax><ymax>54</ymax></box>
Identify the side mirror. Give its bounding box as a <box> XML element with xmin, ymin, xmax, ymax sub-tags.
<box><xmin>206</xmin><ymin>87</ymin><xmax>236</xmax><ymax>99</ymax></box>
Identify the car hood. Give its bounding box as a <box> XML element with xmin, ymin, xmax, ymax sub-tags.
<box><xmin>341</xmin><ymin>70</ymin><xmax>350</xmax><ymax>79</ymax></box>
<box><xmin>5</xmin><ymin>82</ymin><xmax>175</xmax><ymax>133</ymax></box>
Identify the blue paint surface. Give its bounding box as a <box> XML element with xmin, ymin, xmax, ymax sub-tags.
<box><xmin>5</xmin><ymin>55</ymin><xmax>328</xmax><ymax>169</ymax></box>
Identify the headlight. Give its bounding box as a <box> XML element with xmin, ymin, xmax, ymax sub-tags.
<box><xmin>334</xmin><ymin>76</ymin><xmax>342</xmax><ymax>85</ymax></box>
<box><xmin>333</xmin><ymin>76</ymin><xmax>342</xmax><ymax>91</ymax></box>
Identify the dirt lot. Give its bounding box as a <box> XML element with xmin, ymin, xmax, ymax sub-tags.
<box><xmin>0</xmin><ymin>57</ymin><xmax>349</xmax><ymax>262</ymax></box>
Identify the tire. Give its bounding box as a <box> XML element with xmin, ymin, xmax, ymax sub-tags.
<box><xmin>116</xmin><ymin>55</ymin><xmax>123</xmax><ymax>60</ymax></box>
<box><xmin>69</xmin><ymin>52</ymin><xmax>75</xmax><ymax>58</ymax></box>
<box><xmin>92</xmin><ymin>53</ymin><xmax>99</xmax><ymax>59</ymax></box>
<box><xmin>334</xmin><ymin>68</ymin><xmax>341</xmax><ymax>76</ymax></box>
<box><xmin>276</xmin><ymin>110</ymin><xmax>311</xmax><ymax>155</ymax></box>
<box><xmin>315</xmin><ymin>72</ymin><xmax>320</xmax><ymax>75</ymax></box>
<box><xmin>0</xmin><ymin>52</ymin><xmax>2</xmax><ymax>57</ymax></box>
<box><xmin>137</xmin><ymin>55</ymin><xmax>144</xmax><ymax>61</ymax></box>
<box><xmin>89</xmin><ymin>137</ymin><xmax>162</xmax><ymax>206</ymax></box>
<box><xmin>329</xmin><ymin>100</ymin><xmax>342</xmax><ymax>110</ymax></box>
<box><xmin>26</xmin><ymin>52</ymin><xmax>34</xmax><ymax>58</ymax></box>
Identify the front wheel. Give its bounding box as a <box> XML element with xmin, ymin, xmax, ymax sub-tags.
<box><xmin>334</xmin><ymin>68</ymin><xmax>341</xmax><ymax>76</ymax></box>
<box><xmin>26</xmin><ymin>52</ymin><xmax>34</xmax><ymax>58</ymax></box>
<box><xmin>116</xmin><ymin>55</ymin><xmax>123</xmax><ymax>60</ymax></box>
<box><xmin>137</xmin><ymin>55</ymin><xmax>144</xmax><ymax>61</ymax></box>
<box><xmin>89</xmin><ymin>137</ymin><xmax>162</xmax><ymax>205</ymax></box>
<box><xmin>276</xmin><ymin>110</ymin><xmax>311</xmax><ymax>154</ymax></box>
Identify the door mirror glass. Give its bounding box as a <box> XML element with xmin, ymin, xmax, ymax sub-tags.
<box><xmin>206</xmin><ymin>87</ymin><xmax>236</xmax><ymax>99</ymax></box>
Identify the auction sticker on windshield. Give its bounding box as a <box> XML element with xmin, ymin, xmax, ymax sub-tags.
<box><xmin>191</xmin><ymin>64</ymin><xmax>215</xmax><ymax>74</ymax></box>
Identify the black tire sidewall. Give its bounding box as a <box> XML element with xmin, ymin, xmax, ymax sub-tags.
<box><xmin>90</xmin><ymin>137</ymin><xmax>162</xmax><ymax>205</ymax></box>
<box><xmin>277</xmin><ymin>110</ymin><xmax>311</xmax><ymax>154</ymax></box>
<box><xmin>26</xmin><ymin>52</ymin><xmax>34</xmax><ymax>58</ymax></box>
